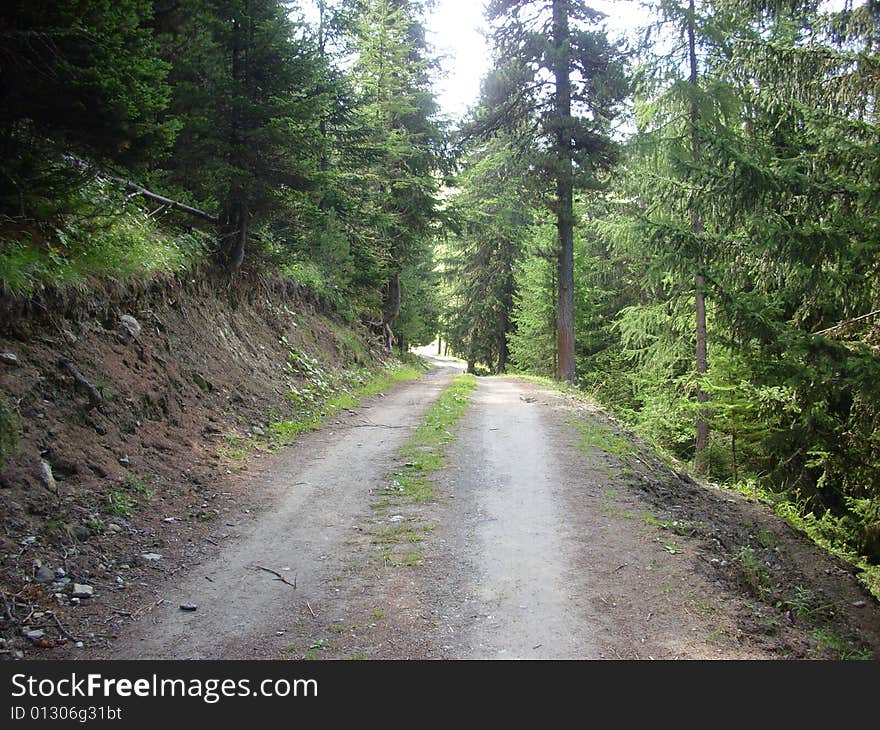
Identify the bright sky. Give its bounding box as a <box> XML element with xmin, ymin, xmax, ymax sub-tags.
<box><xmin>425</xmin><ymin>0</ymin><xmax>645</xmax><ymax>122</ymax></box>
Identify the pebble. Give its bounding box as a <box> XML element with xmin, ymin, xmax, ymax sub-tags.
<box><xmin>0</xmin><ymin>352</ymin><xmax>19</xmax><ymax>366</ymax></box>
<box><xmin>853</xmin><ymin>601</ymin><xmax>867</xmax><ymax>608</ymax></box>
<box><xmin>71</xmin><ymin>584</ymin><xmax>94</xmax><ymax>599</ymax></box>
<box><xmin>389</xmin><ymin>515</ymin><xmax>405</xmax><ymax>523</ymax></box>
<box><xmin>179</xmin><ymin>604</ymin><xmax>198</xmax><ymax>612</ymax></box>
<box><xmin>34</xmin><ymin>566</ymin><xmax>55</xmax><ymax>584</ymax></box>
<box><xmin>25</xmin><ymin>629</ymin><xmax>45</xmax><ymax>641</ymax></box>
<box><xmin>141</xmin><ymin>553</ymin><xmax>162</xmax><ymax>561</ymax></box>
<box><xmin>107</xmin><ymin>524</ymin><xmax>123</xmax><ymax>533</ymax></box>
<box><xmin>74</xmin><ymin>642</ymin><xmax>84</xmax><ymax>649</ymax></box>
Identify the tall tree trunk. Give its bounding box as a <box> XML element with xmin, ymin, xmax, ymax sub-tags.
<box><xmin>553</xmin><ymin>0</ymin><xmax>576</xmax><ymax>383</ymax></box>
<box><xmin>224</xmin><ymin>199</ymin><xmax>248</xmax><ymax>272</ymax></box>
<box><xmin>688</xmin><ymin>0</ymin><xmax>710</xmax><ymax>472</ymax></box>
<box><xmin>497</xmin><ymin>306</ymin><xmax>509</xmax><ymax>374</ymax></box>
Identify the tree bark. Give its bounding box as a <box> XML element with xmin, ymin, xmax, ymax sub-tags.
<box><xmin>553</xmin><ymin>0</ymin><xmax>576</xmax><ymax>383</ymax></box>
<box><xmin>688</xmin><ymin>0</ymin><xmax>710</xmax><ymax>472</ymax></box>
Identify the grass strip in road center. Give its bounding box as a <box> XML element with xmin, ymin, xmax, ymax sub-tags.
<box><xmin>379</xmin><ymin>373</ymin><xmax>477</xmax><ymax>506</ymax></box>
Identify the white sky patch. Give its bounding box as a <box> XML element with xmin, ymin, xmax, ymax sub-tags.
<box><xmin>426</xmin><ymin>0</ymin><xmax>645</xmax><ymax>122</ymax></box>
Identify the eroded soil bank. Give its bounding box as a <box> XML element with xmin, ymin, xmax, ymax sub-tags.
<box><xmin>0</xmin><ymin>275</ymin><xmax>388</xmax><ymax>659</ymax></box>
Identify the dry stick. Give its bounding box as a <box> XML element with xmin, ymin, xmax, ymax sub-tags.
<box><xmin>350</xmin><ymin>423</ymin><xmax>411</xmax><ymax>429</ymax></box>
<box><xmin>47</xmin><ymin>610</ymin><xmax>84</xmax><ymax>643</ymax></box>
<box><xmin>252</xmin><ymin>565</ymin><xmax>297</xmax><ymax>589</ymax></box>
<box><xmin>57</xmin><ymin>357</ymin><xmax>102</xmax><ymax>410</ymax></box>
<box><xmin>306</xmin><ymin>602</ymin><xmax>317</xmax><ymax>619</ymax></box>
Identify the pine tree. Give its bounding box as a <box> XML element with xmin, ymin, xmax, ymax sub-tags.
<box><xmin>349</xmin><ymin>0</ymin><xmax>447</xmax><ymax>347</ymax></box>
<box><xmin>0</xmin><ymin>0</ymin><xmax>171</xmax><ymax>216</ymax></box>
<box><xmin>152</xmin><ymin>0</ymin><xmax>328</xmax><ymax>271</ymax></box>
<box><xmin>477</xmin><ymin>0</ymin><xmax>628</xmax><ymax>381</ymax></box>
<box><xmin>445</xmin><ymin>136</ymin><xmax>531</xmax><ymax>372</ymax></box>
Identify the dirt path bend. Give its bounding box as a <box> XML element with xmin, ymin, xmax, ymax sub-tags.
<box><xmin>99</xmin><ymin>358</ymin><xmax>463</xmax><ymax>659</ymax></box>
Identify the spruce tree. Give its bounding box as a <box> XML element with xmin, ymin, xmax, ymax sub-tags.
<box><xmin>477</xmin><ymin>0</ymin><xmax>628</xmax><ymax>381</ymax></box>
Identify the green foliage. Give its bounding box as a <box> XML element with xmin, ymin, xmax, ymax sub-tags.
<box><xmin>0</xmin><ymin>182</ymin><xmax>206</xmax><ymax>295</ymax></box>
<box><xmin>445</xmin><ymin>136</ymin><xmax>529</xmax><ymax>372</ymax></box>
<box><xmin>508</xmin><ymin>250</ymin><xmax>557</xmax><ymax>376</ymax></box>
<box><xmin>0</xmin><ymin>0</ymin><xmax>172</xmax><ymax>217</ymax></box>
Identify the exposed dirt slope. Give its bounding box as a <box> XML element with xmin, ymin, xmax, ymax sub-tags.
<box><xmin>0</xmin><ymin>275</ymin><xmax>387</xmax><ymax>659</ymax></box>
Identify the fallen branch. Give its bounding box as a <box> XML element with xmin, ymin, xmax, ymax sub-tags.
<box><xmin>57</xmin><ymin>357</ymin><xmax>102</xmax><ymax>410</ymax></box>
<box><xmin>306</xmin><ymin>602</ymin><xmax>317</xmax><ymax>618</ymax></box>
<box><xmin>252</xmin><ymin>565</ymin><xmax>297</xmax><ymax>589</ymax></box>
<box><xmin>814</xmin><ymin>308</ymin><xmax>880</xmax><ymax>336</ymax></box>
<box><xmin>109</xmin><ymin>175</ymin><xmax>219</xmax><ymax>225</ymax></box>
<box><xmin>350</xmin><ymin>423</ymin><xmax>412</xmax><ymax>429</ymax></box>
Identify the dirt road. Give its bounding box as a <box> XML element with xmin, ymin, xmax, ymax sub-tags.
<box><xmin>95</xmin><ymin>360</ymin><xmax>880</xmax><ymax>660</ymax></box>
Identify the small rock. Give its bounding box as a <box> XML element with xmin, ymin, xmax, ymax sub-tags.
<box><xmin>34</xmin><ymin>566</ymin><xmax>55</xmax><ymax>584</ymax></box>
<box><xmin>69</xmin><ymin>597</ymin><xmax>80</xmax><ymax>606</ymax></box>
<box><xmin>37</xmin><ymin>461</ymin><xmax>56</xmax><ymax>492</ymax></box>
<box><xmin>0</xmin><ymin>352</ymin><xmax>19</xmax><ymax>366</ymax></box>
<box><xmin>116</xmin><ymin>576</ymin><xmax>124</xmax><ymax>585</ymax></box>
<box><xmin>55</xmin><ymin>567</ymin><xmax>66</xmax><ymax>578</ymax></box>
<box><xmin>72</xmin><ymin>526</ymin><xmax>91</xmax><ymax>541</ymax></box>
<box><xmin>107</xmin><ymin>523</ymin><xmax>123</xmax><ymax>533</ymax></box>
<box><xmin>118</xmin><ymin>455</ymin><xmax>131</xmax><ymax>466</ymax></box>
<box><xmin>853</xmin><ymin>601</ymin><xmax>867</xmax><ymax>608</ymax></box>
<box><xmin>118</xmin><ymin>314</ymin><xmax>142</xmax><ymax>341</ymax></box>
<box><xmin>389</xmin><ymin>515</ymin><xmax>405</xmax><ymax>523</ymax></box>
<box><xmin>141</xmin><ymin>553</ymin><xmax>162</xmax><ymax>561</ymax></box>
<box><xmin>162</xmin><ymin>517</ymin><xmax>176</xmax><ymax>523</ymax></box>
<box><xmin>74</xmin><ymin>641</ymin><xmax>84</xmax><ymax>649</ymax></box>
<box><xmin>25</xmin><ymin>629</ymin><xmax>45</xmax><ymax>641</ymax></box>
<box><xmin>179</xmin><ymin>603</ymin><xmax>198</xmax><ymax>612</ymax></box>
<box><xmin>21</xmin><ymin>536</ymin><xmax>37</xmax><ymax>546</ymax></box>
<box><xmin>192</xmin><ymin>372</ymin><xmax>212</xmax><ymax>392</ymax></box>
<box><xmin>71</xmin><ymin>584</ymin><xmax>94</xmax><ymax>599</ymax></box>
<box><xmin>51</xmin><ymin>578</ymin><xmax>71</xmax><ymax>591</ymax></box>
<box><xmin>251</xmin><ymin>425</ymin><xmax>265</xmax><ymax>437</ymax></box>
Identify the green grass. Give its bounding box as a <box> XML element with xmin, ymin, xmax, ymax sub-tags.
<box><xmin>368</xmin><ymin>375</ymin><xmax>476</xmax><ymax>570</ymax></box>
<box><xmin>383</xmin><ymin>374</ymin><xmax>477</xmax><ymax>505</ymax></box>
<box><xmin>733</xmin><ymin>479</ymin><xmax>880</xmax><ymax>601</ymax></box>
<box><xmin>567</xmin><ymin>418</ymin><xmax>634</xmax><ymax>459</ymax></box>
<box><xmin>810</xmin><ymin>627</ymin><xmax>872</xmax><ymax>660</ymax></box>
<box><xmin>0</xmin><ymin>181</ymin><xmax>206</xmax><ymax>296</ymax></box>
<box><xmin>229</xmin><ymin>355</ymin><xmax>422</xmax><ymax>461</ymax></box>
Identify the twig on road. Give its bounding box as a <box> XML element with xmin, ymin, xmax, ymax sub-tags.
<box><xmin>252</xmin><ymin>565</ymin><xmax>297</xmax><ymax>589</ymax></box>
<box><xmin>306</xmin><ymin>602</ymin><xmax>317</xmax><ymax>618</ymax></box>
